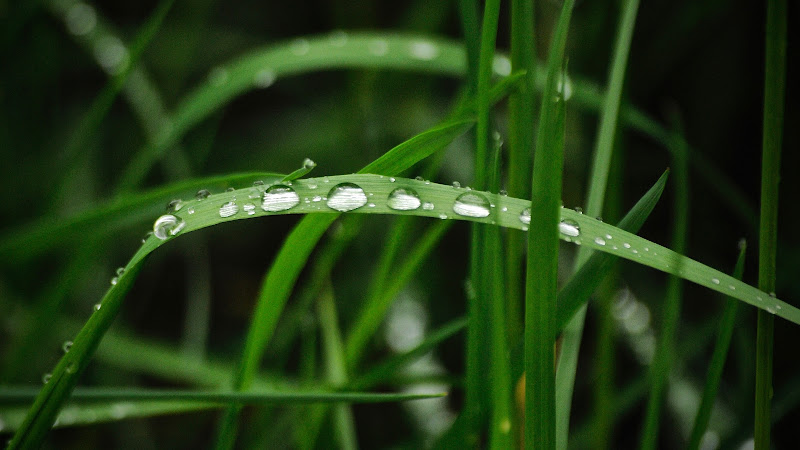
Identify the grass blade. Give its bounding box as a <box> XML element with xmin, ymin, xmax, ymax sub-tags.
<box><xmin>525</xmin><ymin>1</ymin><xmax>575</xmax><ymax>447</ymax></box>
<box><xmin>755</xmin><ymin>0</ymin><xmax>786</xmax><ymax>447</ymax></box>
<box><xmin>687</xmin><ymin>242</ymin><xmax>746</xmax><ymax>450</ymax></box>
<box><xmin>554</xmin><ymin>1</ymin><xmax>640</xmax><ymax>447</ymax></box>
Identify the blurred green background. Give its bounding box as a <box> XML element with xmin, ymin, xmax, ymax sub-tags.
<box><xmin>1</xmin><ymin>0</ymin><xmax>798</xmax><ymax>448</ymax></box>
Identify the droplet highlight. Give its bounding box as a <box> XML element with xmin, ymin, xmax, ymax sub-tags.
<box><xmin>327</xmin><ymin>183</ymin><xmax>368</xmax><ymax>212</ymax></box>
<box><xmin>558</xmin><ymin>220</ymin><xmax>581</xmax><ymax>237</ymax></box>
<box><xmin>219</xmin><ymin>201</ymin><xmax>239</xmax><ymax>218</ymax></box>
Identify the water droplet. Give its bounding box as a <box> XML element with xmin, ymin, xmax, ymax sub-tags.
<box><xmin>756</xmin><ymin>296</ymin><xmax>764</xmax><ymax>302</ymax></box>
<box><xmin>499</xmin><ymin>189</ymin><xmax>508</xmax><ymax>196</ymax></box>
<box><xmin>65</xmin><ymin>362</ymin><xmax>77</xmax><ymax>374</ymax></box>
<box><xmin>94</xmin><ymin>303</ymin><xmax>102</xmax><ymax>311</ymax></box>
<box><xmin>558</xmin><ymin>220</ymin><xmax>581</xmax><ymax>237</ymax></box>
<box><xmin>153</xmin><ymin>214</ymin><xmax>185</xmax><ymax>240</ymax></box>
<box><xmin>728</xmin><ymin>285</ymin><xmax>736</xmax><ymax>290</ymax></box>
<box><xmin>605</xmin><ymin>234</ymin><xmax>613</xmax><ymax>240</ymax></box>
<box><xmin>414</xmin><ymin>176</ymin><xmax>424</xmax><ymax>181</ymax></box>
<box><xmin>187</xmin><ymin>207</ymin><xmax>195</xmax><ymax>215</ymax></box>
<box><xmin>303</xmin><ymin>158</ymin><xmax>316</xmax><ymax>169</ymax></box>
<box><xmin>519</xmin><ymin>207</ymin><xmax>531</xmax><ymax>225</ymax></box>
<box><xmin>253</xmin><ymin>68</ymin><xmax>277</xmax><ymax>88</ymax></box>
<box><xmin>291</xmin><ymin>38</ymin><xmax>310</xmax><ymax>56</ymax></box>
<box><xmin>329</xmin><ymin>30</ymin><xmax>348</xmax><ymax>47</ymax></box>
<box><xmin>623</xmin><ymin>243</ymin><xmax>631</xmax><ymax>249</ymax></box>
<box><xmin>243</xmin><ymin>203</ymin><xmax>256</xmax><ymax>215</ymax></box>
<box><xmin>766</xmin><ymin>306</ymin><xmax>776</xmax><ymax>315</ymax></box>
<box><xmin>327</xmin><ymin>183</ymin><xmax>368</xmax><ymax>211</ymax></box>
<box><xmin>116</xmin><ymin>267</ymin><xmax>125</xmax><ymax>276</ymax></box>
<box><xmin>387</xmin><ymin>188</ymin><xmax>422</xmax><ymax>211</ymax></box>
<box><xmin>389</xmin><ymin>177</ymin><xmax>396</xmax><ymax>182</ymax></box>
<box><xmin>439</xmin><ymin>213</ymin><xmax>448</xmax><ymax>220</ymax></box>
<box><xmin>312</xmin><ymin>195</ymin><xmax>322</xmax><ymax>202</ymax></box>
<box><xmin>453</xmin><ymin>192</ymin><xmax>491</xmax><ymax>218</ymax></box>
<box><xmin>368</xmin><ymin>39</ymin><xmax>389</xmax><ymax>56</ymax></box>
<box><xmin>409</xmin><ymin>40</ymin><xmax>439</xmax><ymax>60</ymax></box>
<box><xmin>594</xmin><ymin>237</ymin><xmax>606</xmax><ymax>246</ymax></box>
<box><xmin>262</xmin><ymin>185</ymin><xmax>300</xmax><ymax>212</ymax></box>
<box><xmin>195</xmin><ymin>189</ymin><xmax>211</xmax><ymax>200</ymax></box>
<box><xmin>219</xmin><ymin>201</ymin><xmax>239</xmax><ymax>218</ymax></box>
<box><xmin>769</xmin><ymin>292</ymin><xmax>777</xmax><ymax>298</ymax></box>
<box><xmin>248</xmin><ymin>188</ymin><xmax>262</xmax><ymax>199</ymax></box>
<box><xmin>422</xmin><ymin>202</ymin><xmax>434</xmax><ymax>210</ymax></box>
<box><xmin>63</xmin><ymin>341</ymin><xmax>73</xmax><ymax>353</ymax></box>
<box><xmin>775</xmin><ymin>304</ymin><xmax>782</xmax><ymax>310</ymax></box>
<box><xmin>141</xmin><ymin>231</ymin><xmax>153</xmax><ymax>243</ymax></box>
<box><xmin>66</xmin><ymin>3</ymin><xmax>96</xmax><ymax>36</ymax></box>
<box><xmin>557</xmin><ymin>74</ymin><xmax>573</xmax><ymax>101</ymax></box>
<box><xmin>208</xmin><ymin>66</ymin><xmax>228</xmax><ymax>86</ymax></box>
<box><xmin>452</xmin><ymin>181</ymin><xmax>461</xmax><ymax>188</ymax></box>
<box><xmin>574</xmin><ymin>207</ymin><xmax>583</xmax><ymax>214</ymax></box>
<box><xmin>493</xmin><ymin>55</ymin><xmax>512</xmax><ymax>76</ymax></box>
<box><xmin>110</xmin><ymin>277</ymin><xmax>118</xmax><ymax>286</ymax></box>
<box><xmin>43</xmin><ymin>373</ymin><xmax>52</xmax><ymax>384</ymax></box>
<box><xmin>226</xmin><ymin>187</ymin><xmax>235</xmax><ymax>192</ymax></box>
<box><xmin>167</xmin><ymin>199</ymin><xmax>183</xmax><ymax>212</ymax></box>
<box><xmin>712</xmin><ymin>278</ymin><xmax>720</xmax><ymax>285</ymax></box>
<box><xmin>253</xmin><ymin>180</ymin><xmax>265</xmax><ymax>186</ymax></box>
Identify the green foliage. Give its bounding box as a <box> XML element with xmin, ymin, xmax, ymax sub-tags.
<box><xmin>1</xmin><ymin>0</ymin><xmax>796</xmax><ymax>448</ymax></box>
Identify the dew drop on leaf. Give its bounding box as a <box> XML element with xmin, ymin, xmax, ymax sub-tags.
<box><xmin>558</xmin><ymin>220</ymin><xmax>581</xmax><ymax>237</ymax></box>
<box><xmin>219</xmin><ymin>201</ymin><xmax>239</xmax><ymax>218</ymax></box>
<box><xmin>327</xmin><ymin>183</ymin><xmax>367</xmax><ymax>212</ymax></box>
<box><xmin>262</xmin><ymin>185</ymin><xmax>300</xmax><ymax>212</ymax></box>
<box><xmin>387</xmin><ymin>188</ymin><xmax>422</xmax><ymax>211</ymax></box>
<box><xmin>453</xmin><ymin>192</ymin><xmax>491</xmax><ymax>218</ymax></box>
<box><xmin>153</xmin><ymin>214</ymin><xmax>185</xmax><ymax>240</ymax></box>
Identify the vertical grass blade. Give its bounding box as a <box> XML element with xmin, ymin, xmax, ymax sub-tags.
<box><xmin>687</xmin><ymin>243</ymin><xmax>746</xmax><ymax>450</ymax></box>
<box><xmin>754</xmin><ymin>0</ymin><xmax>786</xmax><ymax>448</ymax></box>
<box><xmin>640</xmin><ymin>125</ymin><xmax>689</xmax><ymax>450</ymax></box>
<box><xmin>505</xmin><ymin>0</ymin><xmax>536</xmax><ymax>352</ymax></box>
<box><xmin>525</xmin><ymin>1</ymin><xmax>574</xmax><ymax>447</ymax></box>
<box><xmin>554</xmin><ymin>1</ymin><xmax>640</xmax><ymax>447</ymax></box>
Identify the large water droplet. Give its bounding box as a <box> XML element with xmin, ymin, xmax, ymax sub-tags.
<box><xmin>558</xmin><ymin>220</ymin><xmax>581</xmax><ymax>237</ymax></box>
<box><xmin>387</xmin><ymin>188</ymin><xmax>421</xmax><ymax>211</ymax></box>
<box><xmin>153</xmin><ymin>214</ymin><xmax>185</xmax><ymax>240</ymax></box>
<box><xmin>327</xmin><ymin>183</ymin><xmax>368</xmax><ymax>212</ymax></box>
<box><xmin>453</xmin><ymin>192</ymin><xmax>491</xmax><ymax>218</ymax></box>
<box><xmin>262</xmin><ymin>185</ymin><xmax>300</xmax><ymax>211</ymax></box>
<box><xmin>519</xmin><ymin>207</ymin><xmax>531</xmax><ymax>225</ymax></box>
<box><xmin>219</xmin><ymin>201</ymin><xmax>239</xmax><ymax>218</ymax></box>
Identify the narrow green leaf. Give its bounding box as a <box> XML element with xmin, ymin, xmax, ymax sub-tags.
<box><xmin>687</xmin><ymin>243</ymin><xmax>746</xmax><ymax>450</ymax></box>
<box><xmin>755</xmin><ymin>1</ymin><xmax>786</xmax><ymax>447</ymax></box>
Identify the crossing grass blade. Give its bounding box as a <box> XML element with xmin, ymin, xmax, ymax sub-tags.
<box><xmin>687</xmin><ymin>243</ymin><xmax>746</xmax><ymax>450</ymax></box>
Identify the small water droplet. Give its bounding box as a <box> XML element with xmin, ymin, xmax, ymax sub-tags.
<box><xmin>594</xmin><ymin>237</ymin><xmax>606</xmax><ymax>246</ymax></box>
<box><xmin>623</xmin><ymin>243</ymin><xmax>631</xmax><ymax>249</ymax></box>
<box><xmin>63</xmin><ymin>341</ymin><xmax>73</xmax><ymax>353</ymax></box>
<box><xmin>195</xmin><ymin>189</ymin><xmax>211</xmax><ymax>200</ymax></box>
<box><xmin>558</xmin><ymin>220</ymin><xmax>581</xmax><ymax>237</ymax></box>
<box><xmin>141</xmin><ymin>231</ymin><xmax>153</xmax><ymax>243</ymax></box>
<box><xmin>501</xmin><ymin>207</ymin><xmax>508</xmax><ymax>212</ymax></box>
<box><xmin>766</xmin><ymin>306</ymin><xmax>776</xmax><ymax>315</ymax></box>
<box><xmin>415</xmin><ymin>176</ymin><xmax>424</xmax><ymax>181</ymax></box>
<box><xmin>368</xmin><ymin>39</ymin><xmax>389</xmax><ymax>56</ymax></box>
<box><xmin>187</xmin><ymin>207</ymin><xmax>195</xmax><ymax>215</ymax></box>
<box><xmin>253</xmin><ymin>68</ymin><xmax>277</xmax><ymax>88</ymax></box>
<box><xmin>303</xmin><ymin>158</ymin><xmax>316</xmax><ymax>169</ymax></box>
<box><xmin>248</xmin><ymin>188</ymin><xmax>262</xmax><ymax>199</ymax></box>
<box><xmin>422</xmin><ymin>202</ymin><xmax>434</xmax><ymax>210</ymax></box>
<box><xmin>368</xmin><ymin>202</ymin><xmax>376</xmax><ymax>207</ymax></box>
<box><xmin>409</xmin><ymin>40</ymin><xmax>439</xmax><ymax>60</ymax></box>
<box><xmin>226</xmin><ymin>187</ymin><xmax>235</xmax><ymax>192</ymax></box>
<box><xmin>253</xmin><ymin>180</ymin><xmax>265</xmax><ymax>186</ymax></box>
<box><xmin>632</xmin><ymin>249</ymin><xmax>638</xmax><ymax>254</ymax></box>
<box><xmin>327</xmin><ymin>183</ymin><xmax>368</xmax><ymax>211</ymax></box>
<box><xmin>769</xmin><ymin>292</ymin><xmax>777</xmax><ymax>298</ymax></box>
<box><xmin>756</xmin><ymin>296</ymin><xmax>764</xmax><ymax>302</ymax></box>
<box><xmin>43</xmin><ymin>373</ymin><xmax>52</xmax><ymax>384</ymax></box>
<box><xmin>387</xmin><ymin>187</ymin><xmax>422</xmax><ymax>211</ymax></box>
<box><xmin>452</xmin><ymin>181</ymin><xmax>461</xmax><ymax>189</ymax></box>
<box><xmin>110</xmin><ymin>276</ymin><xmax>118</xmax><ymax>286</ymax></box>
<box><xmin>728</xmin><ymin>285</ymin><xmax>736</xmax><ymax>290</ymax></box>
<box><xmin>574</xmin><ymin>207</ymin><xmax>583</xmax><ymax>214</ymax></box>
<box><xmin>605</xmin><ymin>234</ymin><xmax>613</xmax><ymax>240</ymax></box>
<box><xmin>94</xmin><ymin>35</ymin><xmax>128</xmax><ymax>74</ymax></box>
<box><xmin>519</xmin><ymin>207</ymin><xmax>531</xmax><ymax>225</ymax></box>
<box><xmin>262</xmin><ymin>185</ymin><xmax>300</xmax><ymax>211</ymax></box>
<box><xmin>291</xmin><ymin>38</ymin><xmax>310</xmax><ymax>56</ymax></box>
<box><xmin>557</xmin><ymin>74</ymin><xmax>573</xmax><ymax>101</ymax></box>
<box><xmin>94</xmin><ymin>303</ymin><xmax>102</xmax><ymax>311</ymax></box>
<box><xmin>116</xmin><ymin>267</ymin><xmax>125</xmax><ymax>276</ymax></box>
<box><xmin>312</xmin><ymin>195</ymin><xmax>322</xmax><ymax>202</ymax></box>
<box><xmin>453</xmin><ymin>192</ymin><xmax>491</xmax><ymax>218</ymax></box>
<box><xmin>243</xmin><ymin>203</ymin><xmax>256</xmax><ymax>215</ymax></box>
<box><xmin>219</xmin><ymin>201</ymin><xmax>239</xmax><ymax>218</ymax></box>
<box><xmin>712</xmin><ymin>278</ymin><xmax>720</xmax><ymax>285</ymax></box>
<box><xmin>153</xmin><ymin>214</ymin><xmax>185</xmax><ymax>240</ymax></box>
<box><xmin>389</xmin><ymin>177</ymin><xmax>396</xmax><ymax>182</ymax></box>
<box><xmin>439</xmin><ymin>213</ymin><xmax>448</xmax><ymax>220</ymax></box>
<box><xmin>65</xmin><ymin>362</ymin><xmax>77</xmax><ymax>374</ymax></box>
<box><xmin>167</xmin><ymin>199</ymin><xmax>183</xmax><ymax>212</ymax></box>
<box><xmin>775</xmin><ymin>304</ymin><xmax>782</xmax><ymax>310</ymax></box>
<box><xmin>499</xmin><ymin>189</ymin><xmax>508</xmax><ymax>196</ymax></box>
